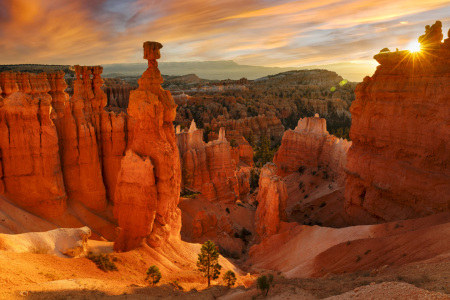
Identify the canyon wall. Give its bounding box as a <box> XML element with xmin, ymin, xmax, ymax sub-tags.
<box><xmin>274</xmin><ymin>114</ymin><xmax>351</xmax><ymax>180</ymax></box>
<box><xmin>344</xmin><ymin>22</ymin><xmax>450</xmax><ymax>223</ymax></box>
<box><xmin>0</xmin><ymin>72</ymin><xmax>67</xmax><ymax>218</ymax></box>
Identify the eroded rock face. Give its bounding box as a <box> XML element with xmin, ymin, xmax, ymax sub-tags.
<box><xmin>274</xmin><ymin>115</ymin><xmax>351</xmax><ymax>180</ymax></box>
<box><xmin>0</xmin><ymin>72</ymin><xmax>67</xmax><ymax>218</ymax></box>
<box><xmin>114</xmin><ymin>41</ymin><xmax>181</xmax><ymax>251</ymax></box>
<box><xmin>56</xmin><ymin>66</ymin><xmax>107</xmax><ymax>211</ymax></box>
<box><xmin>345</xmin><ymin>22</ymin><xmax>450</xmax><ymax>223</ymax></box>
<box><xmin>255</xmin><ymin>163</ymin><xmax>288</xmax><ymax>239</ymax></box>
<box><xmin>176</xmin><ymin>123</ymin><xmax>240</xmax><ymax>203</ymax></box>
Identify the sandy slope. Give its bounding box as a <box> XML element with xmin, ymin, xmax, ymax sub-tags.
<box><xmin>247</xmin><ymin>212</ymin><xmax>450</xmax><ymax>278</ymax></box>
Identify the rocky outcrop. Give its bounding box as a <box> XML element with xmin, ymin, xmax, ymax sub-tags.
<box><xmin>114</xmin><ymin>42</ymin><xmax>181</xmax><ymax>251</ymax></box>
<box><xmin>0</xmin><ymin>71</ymin><xmax>67</xmax><ymax>218</ymax></box>
<box><xmin>176</xmin><ymin>123</ymin><xmax>240</xmax><ymax>203</ymax></box>
<box><xmin>255</xmin><ymin>163</ymin><xmax>287</xmax><ymax>239</ymax></box>
<box><xmin>0</xmin><ymin>226</ymin><xmax>91</xmax><ymax>258</ymax></box>
<box><xmin>274</xmin><ymin>114</ymin><xmax>351</xmax><ymax>180</ymax></box>
<box><xmin>344</xmin><ymin>22</ymin><xmax>450</xmax><ymax>224</ymax></box>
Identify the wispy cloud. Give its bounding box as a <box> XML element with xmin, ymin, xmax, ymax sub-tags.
<box><xmin>0</xmin><ymin>0</ymin><xmax>449</xmax><ymax>74</ymax></box>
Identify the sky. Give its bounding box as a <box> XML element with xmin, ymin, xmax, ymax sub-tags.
<box><xmin>1</xmin><ymin>0</ymin><xmax>450</xmax><ymax>70</ymax></box>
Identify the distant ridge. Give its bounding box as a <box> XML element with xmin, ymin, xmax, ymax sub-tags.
<box><xmin>103</xmin><ymin>60</ymin><xmax>375</xmax><ymax>82</ymax></box>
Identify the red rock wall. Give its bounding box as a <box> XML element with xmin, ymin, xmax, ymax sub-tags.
<box><xmin>56</xmin><ymin>66</ymin><xmax>107</xmax><ymax>211</ymax></box>
<box><xmin>274</xmin><ymin>115</ymin><xmax>351</xmax><ymax>180</ymax></box>
<box><xmin>344</xmin><ymin>22</ymin><xmax>450</xmax><ymax>223</ymax></box>
<box><xmin>255</xmin><ymin>163</ymin><xmax>287</xmax><ymax>239</ymax></box>
<box><xmin>0</xmin><ymin>72</ymin><xmax>67</xmax><ymax>218</ymax></box>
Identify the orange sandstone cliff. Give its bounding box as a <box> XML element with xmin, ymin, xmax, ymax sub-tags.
<box><xmin>344</xmin><ymin>21</ymin><xmax>450</xmax><ymax>223</ymax></box>
<box><xmin>0</xmin><ymin>72</ymin><xmax>67</xmax><ymax>218</ymax></box>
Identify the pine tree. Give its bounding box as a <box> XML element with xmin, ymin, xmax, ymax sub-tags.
<box><xmin>197</xmin><ymin>240</ymin><xmax>222</xmax><ymax>287</ymax></box>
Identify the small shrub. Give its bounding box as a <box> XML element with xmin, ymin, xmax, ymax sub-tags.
<box><xmin>304</xmin><ymin>194</ymin><xmax>309</xmax><ymax>199</ymax></box>
<box><xmin>364</xmin><ymin>249</ymin><xmax>371</xmax><ymax>255</ymax></box>
<box><xmin>145</xmin><ymin>265</ymin><xmax>162</xmax><ymax>285</ymax></box>
<box><xmin>319</xmin><ymin>202</ymin><xmax>327</xmax><ymax>208</ymax></box>
<box><xmin>170</xmin><ymin>280</ymin><xmax>184</xmax><ymax>290</ymax></box>
<box><xmin>298</xmin><ymin>181</ymin><xmax>304</xmax><ymax>189</ymax></box>
<box><xmin>356</xmin><ymin>255</ymin><xmax>361</xmax><ymax>262</ymax></box>
<box><xmin>226</xmin><ymin>207</ymin><xmax>230</xmax><ymax>214</ymax></box>
<box><xmin>297</xmin><ymin>166</ymin><xmax>306</xmax><ymax>174</ymax></box>
<box><xmin>29</xmin><ymin>242</ymin><xmax>51</xmax><ymax>254</ymax></box>
<box><xmin>86</xmin><ymin>252</ymin><xmax>118</xmax><ymax>272</ymax></box>
<box><xmin>256</xmin><ymin>274</ymin><xmax>274</xmax><ymax>296</ymax></box>
<box><xmin>223</xmin><ymin>270</ymin><xmax>237</xmax><ymax>287</ymax></box>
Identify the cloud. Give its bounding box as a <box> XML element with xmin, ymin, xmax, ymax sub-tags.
<box><xmin>0</xmin><ymin>0</ymin><xmax>449</xmax><ymax>73</ymax></box>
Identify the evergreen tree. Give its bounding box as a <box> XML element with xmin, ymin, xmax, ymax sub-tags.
<box><xmin>197</xmin><ymin>240</ymin><xmax>222</xmax><ymax>287</ymax></box>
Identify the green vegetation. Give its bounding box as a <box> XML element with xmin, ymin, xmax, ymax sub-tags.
<box><xmin>223</xmin><ymin>270</ymin><xmax>237</xmax><ymax>287</ymax></box>
<box><xmin>253</xmin><ymin>135</ymin><xmax>278</xmax><ymax>167</ymax></box>
<box><xmin>197</xmin><ymin>240</ymin><xmax>222</xmax><ymax>287</ymax></box>
<box><xmin>250</xmin><ymin>168</ymin><xmax>260</xmax><ymax>191</ymax></box>
<box><xmin>256</xmin><ymin>274</ymin><xmax>274</xmax><ymax>296</ymax></box>
<box><xmin>145</xmin><ymin>265</ymin><xmax>162</xmax><ymax>285</ymax></box>
<box><xmin>180</xmin><ymin>189</ymin><xmax>200</xmax><ymax>199</ymax></box>
<box><xmin>169</xmin><ymin>280</ymin><xmax>184</xmax><ymax>290</ymax></box>
<box><xmin>86</xmin><ymin>252</ymin><xmax>118</xmax><ymax>272</ymax></box>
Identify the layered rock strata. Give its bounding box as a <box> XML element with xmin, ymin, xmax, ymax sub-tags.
<box><xmin>274</xmin><ymin>114</ymin><xmax>351</xmax><ymax>180</ymax></box>
<box><xmin>113</xmin><ymin>42</ymin><xmax>181</xmax><ymax>251</ymax></box>
<box><xmin>255</xmin><ymin>163</ymin><xmax>288</xmax><ymax>239</ymax></box>
<box><xmin>344</xmin><ymin>21</ymin><xmax>450</xmax><ymax>223</ymax></box>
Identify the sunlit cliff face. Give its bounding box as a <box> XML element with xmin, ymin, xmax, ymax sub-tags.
<box><xmin>0</xmin><ymin>0</ymin><xmax>449</xmax><ymax>69</ymax></box>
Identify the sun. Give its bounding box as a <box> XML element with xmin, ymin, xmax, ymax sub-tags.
<box><xmin>406</xmin><ymin>40</ymin><xmax>421</xmax><ymax>53</ymax></box>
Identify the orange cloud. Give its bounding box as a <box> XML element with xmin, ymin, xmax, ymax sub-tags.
<box><xmin>0</xmin><ymin>0</ymin><xmax>449</xmax><ymax>71</ymax></box>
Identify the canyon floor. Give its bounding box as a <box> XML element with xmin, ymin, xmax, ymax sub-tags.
<box><xmin>1</xmin><ymin>246</ymin><xmax>449</xmax><ymax>299</ymax></box>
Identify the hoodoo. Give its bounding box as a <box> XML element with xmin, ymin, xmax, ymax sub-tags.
<box><xmin>113</xmin><ymin>42</ymin><xmax>182</xmax><ymax>251</ymax></box>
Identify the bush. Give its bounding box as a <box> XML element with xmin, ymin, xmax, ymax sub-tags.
<box><xmin>86</xmin><ymin>252</ymin><xmax>118</xmax><ymax>272</ymax></box>
<box><xmin>223</xmin><ymin>270</ymin><xmax>237</xmax><ymax>287</ymax></box>
<box><xmin>297</xmin><ymin>166</ymin><xmax>306</xmax><ymax>174</ymax></box>
<box><xmin>256</xmin><ymin>274</ymin><xmax>274</xmax><ymax>296</ymax></box>
<box><xmin>146</xmin><ymin>265</ymin><xmax>162</xmax><ymax>285</ymax></box>
<box><xmin>170</xmin><ymin>280</ymin><xmax>184</xmax><ymax>290</ymax></box>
